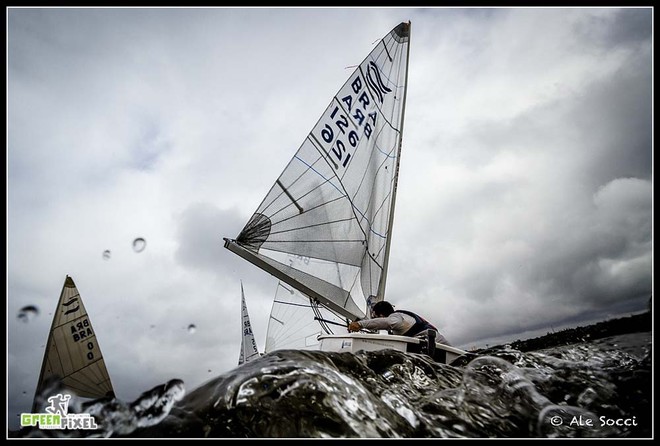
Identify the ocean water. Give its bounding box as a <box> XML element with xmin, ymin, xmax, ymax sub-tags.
<box><xmin>14</xmin><ymin>331</ymin><xmax>651</xmax><ymax>439</ymax></box>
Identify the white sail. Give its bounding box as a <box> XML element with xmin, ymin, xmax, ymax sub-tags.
<box><xmin>33</xmin><ymin>275</ymin><xmax>114</xmax><ymax>410</ymax></box>
<box><xmin>225</xmin><ymin>22</ymin><xmax>411</xmax><ymax>327</ymax></box>
<box><xmin>265</xmin><ymin>281</ymin><xmax>347</xmax><ymax>352</ymax></box>
<box><xmin>238</xmin><ymin>282</ymin><xmax>261</xmax><ymax>365</ymax></box>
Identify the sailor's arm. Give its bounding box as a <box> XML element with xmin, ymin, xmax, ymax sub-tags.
<box><xmin>348</xmin><ymin>317</ymin><xmax>392</xmax><ymax>332</ymax></box>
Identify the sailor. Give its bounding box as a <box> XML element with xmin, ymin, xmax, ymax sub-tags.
<box><xmin>347</xmin><ymin>300</ymin><xmax>451</xmax><ymax>346</ymax></box>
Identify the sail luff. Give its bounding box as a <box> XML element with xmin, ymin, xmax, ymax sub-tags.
<box><xmin>376</xmin><ymin>21</ymin><xmax>411</xmax><ymax>305</ymax></box>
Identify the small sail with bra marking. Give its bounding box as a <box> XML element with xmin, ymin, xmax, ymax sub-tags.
<box><xmin>32</xmin><ymin>275</ymin><xmax>114</xmax><ymax>411</ymax></box>
<box><xmin>238</xmin><ymin>282</ymin><xmax>261</xmax><ymax>365</ymax></box>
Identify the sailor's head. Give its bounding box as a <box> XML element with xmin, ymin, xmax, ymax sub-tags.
<box><xmin>372</xmin><ymin>301</ymin><xmax>394</xmax><ymax>318</ymax></box>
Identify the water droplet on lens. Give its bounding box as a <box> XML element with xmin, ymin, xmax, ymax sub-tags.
<box><xmin>187</xmin><ymin>324</ymin><xmax>197</xmax><ymax>334</ymax></box>
<box><xmin>133</xmin><ymin>237</ymin><xmax>146</xmax><ymax>253</ymax></box>
<box><xmin>102</xmin><ymin>250</ymin><xmax>111</xmax><ymax>260</ymax></box>
<box><xmin>17</xmin><ymin>305</ymin><xmax>39</xmax><ymax>323</ymax></box>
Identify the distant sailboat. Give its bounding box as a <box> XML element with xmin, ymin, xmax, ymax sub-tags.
<box><xmin>238</xmin><ymin>282</ymin><xmax>261</xmax><ymax>365</ymax></box>
<box><xmin>32</xmin><ymin>275</ymin><xmax>114</xmax><ymax>411</ymax></box>
<box><xmin>224</xmin><ymin>22</ymin><xmax>465</xmax><ymax>364</ymax></box>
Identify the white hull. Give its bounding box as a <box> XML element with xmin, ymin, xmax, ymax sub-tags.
<box><xmin>318</xmin><ymin>333</ymin><xmax>465</xmax><ymax>365</ymax></box>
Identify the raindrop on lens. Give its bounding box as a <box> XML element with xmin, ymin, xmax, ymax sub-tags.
<box><xmin>133</xmin><ymin>237</ymin><xmax>147</xmax><ymax>253</ymax></box>
<box><xmin>17</xmin><ymin>305</ymin><xmax>39</xmax><ymax>323</ymax></box>
<box><xmin>102</xmin><ymin>250</ymin><xmax>111</xmax><ymax>260</ymax></box>
<box><xmin>187</xmin><ymin>324</ymin><xmax>197</xmax><ymax>334</ymax></box>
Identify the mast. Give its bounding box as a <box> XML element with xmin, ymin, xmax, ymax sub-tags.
<box><xmin>377</xmin><ymin>21</ymin><xmax>411</xmax><ymax>301</ymax></box>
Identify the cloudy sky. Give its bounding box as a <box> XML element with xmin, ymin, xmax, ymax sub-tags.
<box><xmin>7</xmin><ymin>7</ymin><xmax>652</xmax><ymax>428</ymax></box>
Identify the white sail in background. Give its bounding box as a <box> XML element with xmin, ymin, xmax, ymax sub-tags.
<box><xmin>225</xmin><ymin>22</ymin><xmax>411</xmax><ymax>330</ymax></box>
<box><xmin>265</xmin><ymin>281</ymin><xmax>347</xmax><ymax>352</ymax></box>
<box><xmin>238</xmin><ymin>282</ymin><xmax>260</xmax><ymax>365</ymax></box>
<box><xmin>33</xmin><ymin>275</ymin><xmax>114</xmax><ymax>410</ymax></box>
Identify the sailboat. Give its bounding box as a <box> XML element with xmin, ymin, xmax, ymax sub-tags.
<box><xmin>224</xmin><ymin>22</ymin><xmax>465</xmax><ymax>364</ymax></box>
<box><xmin>32</xmin><ymin>275</ymin><xmax>115</xmax><ymax>411</ymax></box>
<box><xmin>238</xmin><ymin>281</ymin><xmax>261</xmax><ymax>365</ymax></box>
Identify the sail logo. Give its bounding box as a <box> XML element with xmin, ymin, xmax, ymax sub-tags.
<box><xmin>365</xmin><ymin>61</ymin><xmax>392</xmax><ymax>104</ymax></box>
<box><xmin>20</xmin><ymin>394</ymin><xmax>98</xmax><ymax>430</ymax></box>
<box><xmin>62</xmin><ymin>296</ymin><xmax>80</xmax><ymax>315</ymax></box>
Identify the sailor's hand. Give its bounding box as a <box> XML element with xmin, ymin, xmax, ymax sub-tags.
<box><xmin>348</xmin><ymin>321</ymin><xmax>361</xmax><ymax>332</ymax></box>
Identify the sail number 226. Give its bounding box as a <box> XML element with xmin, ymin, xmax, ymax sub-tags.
<box><xmin>318</xmin><ymin>74</ymin><xmax>377</xmax><ymax>171</ymax></box>
<box><xmin>321</xmin><ymin>106</ymin><xmax>360</xmax><ymax>169</ymax></box>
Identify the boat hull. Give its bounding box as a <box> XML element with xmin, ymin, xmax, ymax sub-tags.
<box><xmin>317</xmin><ymin>333</ymin><xmax>465</xmax><ymax>365</ymax></box>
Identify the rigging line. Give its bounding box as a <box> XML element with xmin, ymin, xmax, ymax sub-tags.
<box><xmin>272</xmin><ymin>300</ymin><xmax>314</xmax><ymax>308</ymax></box>
<box><xmin>294</xmin><ymin>152</ymin><xmax>344</xmax><ymax>196</ymax></box>
<box><xmin>270</xmin><ymin>218</ymin><xmax>355</xmax><ymax>236</ymax></box>
<box><xmin>270</xmin><ymin>195</ymin><xmax>345</xmax><ymax>229</ymax></box>
<box><xmin>312</xmin><ymin>301</ymin><xmax>335</xmax><ymax>334</ymax></box>
<box><xmin>314</xmin><ymin>317</ymin><xmax>345</xmax><ymax>328</ymax></box>
<box><xmin>265</xmin><ymin>238</ymin><xmax>364</xmax><ymax>244</ymax></box>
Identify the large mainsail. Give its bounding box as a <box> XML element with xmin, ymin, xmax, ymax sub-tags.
<box><xmin>238</xmin><ymin>282</ymin><xmax>260</xmax><ymax>365</ymax></box>
<box><xmin>32</xmin><ymin>275</ymin><xmax>114</xmax><ymax>411</ymax></box>
<box><xmin>224</xmin><ymin>22</ymin><xmax>411</xmax><ymax>325</ymax></box>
